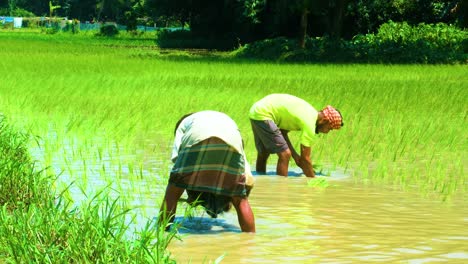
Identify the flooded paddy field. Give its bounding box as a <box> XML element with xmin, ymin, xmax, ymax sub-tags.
<box><xmin>168</xmin><ymin>175</ymin><xmax>468</xmax><ymax>263</ymax></box>
<box><xmin>1</xmin><ymin>34</ymin><xmax>466</xmax><ymax>262</ymax></box>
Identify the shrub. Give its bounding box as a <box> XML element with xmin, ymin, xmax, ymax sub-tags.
<box><xmin>365</xmin><ymin>21</ymin><xmax>468</xmax><ymax>63</ymax></box>
<box><xmin>22</xmin><ymin>17</ymin><xmax>50</xmax><ymax>28</ymax></box>
<box><xmin>62</xmin><ymin>19</ymin><xmax>80</xmax><ymax>34</ymax></box>
<box><xmin>97</xmin><ymin>24</ymin><xmax>119</xmax><ymax>37</ymax></box>
<box><xmin>43</xmin><ymin>27</ymin><xmax>59</xmax><ymax>34</ymax></box>
<box><xmin>2</xmin><ymin>22</ymin><xmax>14</xmax><ymax>29</ymax></box>
<box><xmin>10</xmin><ymin>8</ymin><xmax>35</xmax><ymax>17</ymax></box>
<box><xmin>233</xmin><ymin>37</ymin><xmax>298</xmax><ymax>60</ymax></box>
<box><xmin>234</xmin><ymin>21</ymin><xmax>467</xmax><ymax>64</ymax></box>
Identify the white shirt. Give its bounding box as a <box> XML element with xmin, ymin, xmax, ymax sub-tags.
<box><xmin>172</xmin><ymin>110</ymin><xmax>253</xmax><ymax>185</ymax></box>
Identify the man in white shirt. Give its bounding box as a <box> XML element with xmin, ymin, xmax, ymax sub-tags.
<box><xmin>159</xmin><ymin>111</ymin><xmax>255</xmax><ymax>232</ymax></box>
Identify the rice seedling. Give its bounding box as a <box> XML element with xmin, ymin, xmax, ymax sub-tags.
<box><xmin>307</xmin><ymin>177</ymin><xmax>330</xmax><ymax>188</ymax></box>
<box><xmin>0</xmin><ymin>30</ymin><xmax>466</xmax><ymax>261</ymax></box>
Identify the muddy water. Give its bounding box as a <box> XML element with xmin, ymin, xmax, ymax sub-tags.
<box><xmin>167</xmin><ymin>175</ymin><xmax>468</xmax><ymax>263</ymax></box>
<box><xmin>28</xmin><ymin>135</ymin><xmax>467</xmax><ymax>263</ymax></box>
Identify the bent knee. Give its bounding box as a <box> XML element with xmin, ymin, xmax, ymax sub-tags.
<box><xmin>277</xmin><ymin>149</ymin><xmax>292</xmax><ymax>160</ymax></box>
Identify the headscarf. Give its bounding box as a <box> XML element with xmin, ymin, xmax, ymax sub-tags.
<box><xmin>322</xmin><ymin>105</ymin><xmax>343</xmax><ymax>129</ymax></box>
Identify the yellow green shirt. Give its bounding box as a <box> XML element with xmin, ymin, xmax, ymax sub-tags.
<box><xmin>249</xmin><ymin>94</ymin><xmax>318</xmax><ymax>147</ymax></box>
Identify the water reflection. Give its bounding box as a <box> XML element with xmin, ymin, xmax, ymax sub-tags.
<box><xmin>168</xmin><ymin>176</ymin><xmax>468</xmax><ymax>263</ymax></box>
<box><xmin>173</xmin><ymin>216</ymin><xmax>241</xmax><ymax>234</ymax></box>
<box><xmin>28</xmin><ymin>134</ymin><xmax>467</xmax><ymax>263</ymax></box>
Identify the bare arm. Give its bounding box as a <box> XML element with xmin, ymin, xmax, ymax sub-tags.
<box><xmin>158</xmin><ymin>185</ymin><xmax>185</xmax><ymax>231</ymax></box>
<box><xmin>298</xmin><ymin>144</ymin><xmax>315</xmax><ymax>178</ymax></box>
<box><xmin>281</xmin><ymin>130</ymin><xmax>314</xmax><ymax>177</ymax></box>
<box><xmin>281</xmin><ymin>129</ymin><xmax>300</xmax><ymax>162</ymax></box>
<box><xmin>231</xmin><ymin>196</ymin><xmax>256</xmax><ymax>232</ymax></box>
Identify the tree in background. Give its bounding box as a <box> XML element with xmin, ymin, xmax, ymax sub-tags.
<box><xmin>0</xmin><ymin>0</ymin><xmax>464</xmax><ymax>50</ymax></box>
<box><xmin>344</xmin><ymin>0</ymin><xmax>462</xmax><ymax>38</ymax></box>
<box><xmin>95</xmin><ymin>0</ymin><xmax>123</xmax><ymax>21</ymax></box>
<box><xmin>146</xmin><ymin>0</ymin><xmax>251</xmax><ymax>41</ymax></box>
<box><xmin>451</xmin><ymin>0</ymin><xmax>467</xmax><ymax>28</ymax></box>
<box><xmin>242</xmin><ymin>0</ymin><xmax>350</xmax><ymax>47</ymax></box>
<box><xmin>122</xmin><ymin>0</ymin><xmax>145</xmax><ymax>31</ymax></box>
<box><xmin>302</xmin><ymin>0</ymin><xmax>350</xmax><ymax>45</ymax></box>
<box><xmin>15</xmin><ymin>0</ymin><xmax>49</xmax><ymax>16</ymax></box>
<box><xmin>145</xmin><ymin>0</ymin><xmax>191</xmax><ymax>28</ymax></box>
<box><xmin>8</xmin><ymin>0</ymin><xmax>15</xmax><ymax>16</ymax></box>
<box><xmin>67</xmin><ymin>0</ymin><xmax>97</xmax><ymax>21</ymax></box>
<box><xmin>49</xmin><ymin>1</ymin><xmax>60</xmax><ymax>18</ymax></box>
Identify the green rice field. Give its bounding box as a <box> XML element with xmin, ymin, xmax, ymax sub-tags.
<box><xmin>0</xmin><ymin>31</ymin><xmax>467</xmax><ymax>262</ymax></box>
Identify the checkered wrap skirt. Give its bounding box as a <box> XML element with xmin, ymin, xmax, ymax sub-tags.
<box><xmin>169</xmin><ymin>137</ymin><xmax>247</xmax><ymax>197</ymax></box>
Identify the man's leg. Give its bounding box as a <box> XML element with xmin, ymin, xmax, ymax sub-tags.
<box><xmin>251</xmin><ymin>119</ymin><xmax>288</xmax><ymax>175</ymax></box>
<box><xmin>276</xmin><ymin>148</ymin><xmax>292</xmax><ymax>176</ymax></box>
<box><xmin>256</xmin><ymin>151</ymin><xmax>270</xmax><ymax>174</ymax></box>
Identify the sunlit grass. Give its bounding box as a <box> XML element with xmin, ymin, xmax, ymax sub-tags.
<box><xmin>0</xmin><ymin>116</ymin><xmax>181</xmax><ymax>263</ymax></box>
<box><xmin>0</xmin><ymin>31</ymin><xmax>466</xmax><ymax>214</ymax></box>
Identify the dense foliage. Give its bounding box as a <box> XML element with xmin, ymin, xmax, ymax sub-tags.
<box><xmin>1</xmin><ymin>1</ymin><xmax>466</xmax><ymax>54</ymax></box>
<box><xmin>234</xmin><ymin>21</ymin><xmax>467</xmax><ymax>63</ymax></box>
<box><xmin>97</xmin><ymin>24</ymin><xmax>119</xmax><ymax>36</ymax></box>
<box><xmin>0</xmin><ymin>1</ymin><xmax>466</xmax><ymax>38</ymax></box>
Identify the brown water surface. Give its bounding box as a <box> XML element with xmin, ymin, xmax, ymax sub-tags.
<box><xmin>168</xmin><ymin>175</ymin><xmax>468</xmax><ymax>263</ymax></box>
<box><xmin>27</xmin><ymin>134</ymin><xmax>467</xmax><ymax>263</ymax></box>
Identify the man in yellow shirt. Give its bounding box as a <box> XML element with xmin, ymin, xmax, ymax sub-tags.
<box><xmin>249</xmin><ymin>94</ymin><xmax>343</xmax><ymax>177</ymax></box>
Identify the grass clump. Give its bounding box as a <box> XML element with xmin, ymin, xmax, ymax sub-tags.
<box><xmin>0</xmin><ymin>115</ymin><xmax>177</xmax><ymax>263</ymax></box>
<box><xmin>0</xmin><ymin>115</ymin><xmax>50</xmax><ymax>211</ymax></box>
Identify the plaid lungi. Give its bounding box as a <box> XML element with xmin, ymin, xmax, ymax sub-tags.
<box><xmin>169</xmin><ymin>137</ymin><xmax>247</xmax><ymax>197</ymax></box>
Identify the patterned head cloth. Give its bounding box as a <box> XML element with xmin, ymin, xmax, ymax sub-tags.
<box><xmin>322</xmin><ymin>105</ymin><xmax>343</xmax><ymax>129</ymax></box>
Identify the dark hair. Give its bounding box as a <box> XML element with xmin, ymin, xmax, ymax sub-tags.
<box><xmin>174</xmin><ymin>113</ymin><xmax>195</xmax><ymax>135</ymax></box>
<box><xmin>186</xmin><ymin>190</ymin><xmax>232</xmax><ymax>218</ymax></box>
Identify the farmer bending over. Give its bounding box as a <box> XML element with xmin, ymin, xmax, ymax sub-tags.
<box><xmin>159</xmin><ymin>110</ymin><xmax>255</xmax><ymax>233</ymax></box>
<box><xmin>249</xmin><ymin>93</ymin><xmax>343</xmax><ymax>178</ymax></box>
